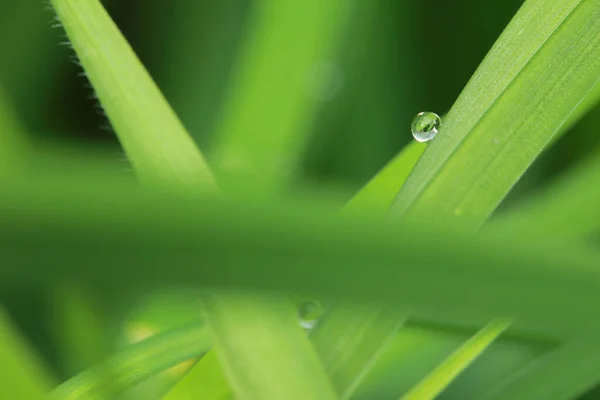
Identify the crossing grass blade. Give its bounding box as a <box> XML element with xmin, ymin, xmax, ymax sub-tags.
<box><xmin>50</xmin><ymin>2</ymin><xmax>341</xmax><ymax>399</ymax></box>
<box><xmin>490</xmin><ymin>146</ymin><xmax>600</xmax><ymax>240</ymax></box>
<box><xmin>200</xmin><ymin>292</ymin><xmax>338</xmax><ymax>400</ymax></box>
<box><xmin>344</xmin><ymin>142</ymin><xmax>426</xmax><ymax>213</ymax></box>
<box><xmin>401</xmin><ymin>320</ymin><xmax>511</xmax><ymax>400</ymax></box>
<box><xmin>485</xmin><ymin>335</ymin><xmax>600</xmax><ymax>400</ymax></box>
<box><xmin>311</xmin><ymin>305</ymin><xmax>409</xmax><ymax>399</ymax></box>
<box><xmin>3</xmin><ymin>176</ymin><xmax>600</xmax><ymax>334</ymax></box>
<box><xmin>310</xmin><ymin>0</ymin><xmax>600</xmax><ymax>396</ymax></box>
<box><xmin>162</xmin><ymin>351</ymin><xmax>230</xmax><ymax>400</ymax></box>
<box><xmin>53</xmin><ymin>323</ymin><xmax>211</xmax><ymax>400</ymax></box>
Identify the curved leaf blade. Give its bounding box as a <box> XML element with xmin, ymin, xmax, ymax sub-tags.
<box><xmin>392</xmin><ymin>0</ymin><xmax>600</xmax><ymax>227</ymax></box>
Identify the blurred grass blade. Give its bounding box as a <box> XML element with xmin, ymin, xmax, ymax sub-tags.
<box><xmin>401</xmin><ymin>320</ymin><xmax>510</xmax><ymax>400</ymax></box>
<box><xmin>385</xmin><ymin>0</ymin><xmax>600</xmax><ymax>396</ymax></box>
<box><xmin>490</xmin><ymin>146</ymin><xmax>600</xmax><ymax>240</ymax></box>
<box><xmin>50</xmin><ymin>284</ymin><xmax>112</xmax><ymax>377</ymax></box>
<box><xmin>0</xmin><ymin>86</ymin><xmax>28</xmax><ymax>173</ymax></box>
<box><xmin>391</xmin><ymin>0</ymin><xmax>600</xmax><ymax>227</ymax></box>
<box><xmin>0</xmin><ymin>308</ymin><xmax>53</xmax><ymax>400</ymax></box>
<box><xmin>4</xmin><ymin>176</ymin><xmax>600</xmax><ymax>333</ymax></box>
<box><xmin>163</xmin><ymin>351</ymin><xmax>230</xmax><ymax>400</ymax></box>
<box><xmin>485</xmin><ymin>336</ymin><xmax>600</xmax><ymax>400</ymax></box>
<box><xmin>200</xmin><ymin>291</ymin><xmax>338</xmax><ymax>400</ymax></box>
<box><xmin>50</xmin><ymin>0</ymin><xmax>215</xmax><ymax>190</ymax></box>
<box><xmin>345</xmin><ymin>142</ymin><xmax>426</xmax><ymax>213</ymax></box>
<box><xmin>52</xmin><ymin>3</ymin><xmax>329</xmax><ymax>399</ymax></box>
<box><xmin>53</xmin><ymin>323</ymin><xmax>211</xmax><ymax>400</ymax></box>
<box><xmin>145</xmin><ymin>1</ymin><xmax>249</xmax><ymax>147</ymax></box>
<box><xmin>311</xmin><ymin>305</ymin><xmax>408</xmax><ymax>399</ymax></box>
<box><xmin>305</xmin><ymin>143</ymin><xmax>422</xmax><ymax>397</ymax></box>
<box><xmin>210</xmin><ymin>0</ymin><xmax>350</xmax><ymax>193</ymax></box>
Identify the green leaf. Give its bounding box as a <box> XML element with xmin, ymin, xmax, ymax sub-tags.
<box><xmin>485</xmin><ymin>335</ymin><xmax>600</xmax><ymax>400</ymax></box>
<box><xmin>401</xmin><ymin>320</ymin><xmax>511</xmax><ymax>399</ymax></box>
<box><xmin>391</xmin><ymin>0</ymin><xmax>600</xmax><ymax>227</ymax></box>
<box><xmin>50</xmin><ymin>0</ymin><xmax>215</xmax><ymax>191</ymax></box>
<box><xmin>51</xmin><ymin>3</ymin><xmax>335</xmax><ymax>399</ymax></box>
<box><xmin>2</xmin><ymin>175</ymin><xmax>600</xmax><ymax>335</ymax></box>
<box><xmin>199</xmin><ymin>291</ymin><xmax>337</xmax><ymax>400</ymax></box>
<box><xmin>0</xmin><ymin>86</ymin><xmax>28</xmax><ymax>173</ymax></box>
<box><xmin>344</xmin><ymin>142</ymin><xmax>427</xmax><ymax>213</ymax></box>
<box><xmin>162</xmin><ymin>351</ymin><xmax>230</xmax><ymax>400</ymax></box>
<box><xmin>0</xmin><ymin>307</ymin><xmax>53</xmax><ymax>400</ymax></box>
<box><xmin>53</xmin><ymin>323</ymin><xmax>211</xmax><ymax>400</ymax></box>
<box><xmin>490</xmin><ymin>147</ymin><xmax>600</xmax><ymax>240</ymax></box>
<box><xmin>311</xmin><ymin>305</ymin><xmax>408</xmax><ymax>399</ymax></box>
<box><xmin>210</xmin><ymin>0</ymin><xmax>351</xmax><ymax>193</ymax></box>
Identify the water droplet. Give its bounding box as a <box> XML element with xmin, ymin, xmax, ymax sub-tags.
<box><xmin>298</xmin><ymin>300</ymin><xmax>325</xmax><ymax>330</ymax></box>
<box><xmin>411</xmin><ymin>111</ymin><xmax>442</xmax><ymax>142</ymax></box>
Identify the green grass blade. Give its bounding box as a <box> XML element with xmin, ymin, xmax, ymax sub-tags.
<box><xmin>380</xmin><ymin>1</ymin><xmax>600</xmax><ymax>396</ymax></box>
<box><xmin>485</xmin><ymin>336</ymin><xmax>600</xmax><ymax>400</ymax></box>
<box><xmin>51</xmin><ymin>3</ymin><xmax>332</xmax><ymax>399</ymax></box>
<box><xmin>210</xmin><ymin>0</ymin><xmax>350</xmax><ymax>193</ymax></box>
<box><xmin>0</xmin><ymin>308</ymin><xmax>53</xmax><ymax>400</ymax></box>
<box><xmin>401</xmin><ymin>320</ymin><xmax>510</xmax><ymax>399</ymax></box>
<box><xmin>0</xmin><ymin>86</ymin><xmax>28</xmax><ymax>173</ymax></box>
<box><xmin>3</xmin><ymin>175</ymin><xmax>600</xmax><ymax>334</ymax></box>
<box><xmin>344</xmin><ymin>142</ymin><xmax>427</xmax><ymax>213</ymax></box>
<box><xmin>162</xmin><ymin>351</ymin><xmax>230</xmax><ymax>400</ymax></box>
<box><xmin>483</xmin><ymin>147</ymin><xmax>600</xmax><ymax>399</ymax></box>
<box><xmin>200</xmin><ymin>291</ymin><xmax>338</xmax><ymax>400</ymax></box>
<box><xmin>303</xmin><ymin>143</ymin><xmax>422</xmax><ymax>397</ymax></box>
<box><xmin>391</xmin><ymin>0</ymin><xmax>600</xmax><ymax>227</ymax></box>
<box><xmin>144</xmin><ymin>1</ymin><xmax>248</xmax><ymax>147</ymax></box>
<box><xmin>311</xmin><ymin>305</ymin><xmax>408</xmax><ymax>399</ymax></box>
<box><xmin>490</xmin><ymin>147</ymin><xmax>600</xmax><ymax>240</ymax></box>
<box><xmin>50</xmin><ymin>0</ymin><xmax>215</xmax><ymax>190</ymax></box>
<box><xmin>53</xmin><ymin>323</ymin><xmax>211</xmax><ymax>400</ymax></box>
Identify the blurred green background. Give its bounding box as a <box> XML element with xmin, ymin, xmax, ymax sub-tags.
<box><xmin>2</xmin><ymin>0</ymin><xmax>600</xmax><ymax>385</ymax></box>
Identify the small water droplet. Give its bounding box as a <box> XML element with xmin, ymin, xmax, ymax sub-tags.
<box><xmin>411</xmin><ymin>111</ymin><xmax>442</xmax><ymax>142</ymax></box>
<box><xmin>298</xmin><ymin>300</ymin><xmax>324</xmax><ymax>330</ymax></box>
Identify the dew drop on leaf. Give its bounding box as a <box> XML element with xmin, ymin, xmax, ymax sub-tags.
<box><xmin>298</xmin><ymin>300</ymin><xmax>325</xmax><ymax>330</ymax></box>
<box><xmin>411</xmin><ymin>111</ymin><xmax>442</xmax><ymax>142</ymax></box>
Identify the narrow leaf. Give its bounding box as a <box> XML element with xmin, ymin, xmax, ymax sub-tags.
<box><xmin>344</xmin><ymin>142</ymin><xmax>426</xmax><ymax>213</ymax></box>
<box><xmin>485</xmin><ymin>336</ymin><xmax>600</xmax><ymax>400</ymax></box>
<box><xmin>490</xmin><ymin>147</ymin><xmax>600</xmax><ymax>240</ymax></box>
<box><xmin>162</xmin><ymin>351</ymin><xmax>230</xmax><ymax>400</ymax></box>
<box><xmin>392</xmin><ymin>0</ymin><xmax>600</xmax><ymax>227</ymax></box>
<box><xmin>50</xmin><ymin>0</ymin><xmax>215</xmax><ymax>190</ymax></box>
<box><xmin>0</xmin><ymin>86</ymin><xmax>28</xmax><ymax>173</ymax></box>
<box><xmin>200</xmin><ymin>291</ymin><xmax>338</xmax><ymax>400</ymax></box>
<box><xmin>401</xmin><ymin>320</ymin><xmax>510</xmax><ymax>399</ymax></box>
<box><xmin>53</xmin><ymin>323</ymin><xmax>211</xmax><ymax>400</ymax></box>
<box><xmin>311</xmin><ymin>305</ymin><xmax>408</xmax><ymax>399</ymax></box>
<box><xmin>210</xmin><ymin>0</ymin><xmax>350</xmax><ymax>192</ymax></box>
<box><xmin>2</xmin><ymin>176</ymin><xmax>600</xmax><ymax>335</ymax></box>
<box><xmin>0</xmin><ymin>308</ymin><xmax>53</xmax><ymax>400</ymax></box>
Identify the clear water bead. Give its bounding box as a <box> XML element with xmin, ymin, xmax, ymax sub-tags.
<box><xmin>411</xmin><ymin>111</ymin><xmax>442</xmax><ymax>142</ymax></box>
<box><xmin>298</xmin><ymin>300</ymin><xmax>325</xmax><ymax>330</ymax></box>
